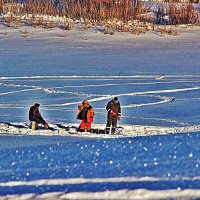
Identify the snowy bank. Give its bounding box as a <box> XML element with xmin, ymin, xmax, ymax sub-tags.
<box><xmin>1</xmin><ymin>22</ymin><xmax>200</xmax><ymax>44</ymax></box>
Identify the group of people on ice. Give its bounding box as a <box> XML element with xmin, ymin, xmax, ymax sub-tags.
<box><xmin>29</xmin><ymin>97</ymin><xmax>121</xmax><ymax>134</ymax></box>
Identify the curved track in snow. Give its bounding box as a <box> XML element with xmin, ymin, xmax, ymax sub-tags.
<box><xmin>0</xmin><ymin>75</ymin><xmax>200</xmax><ymax>126</ymax></box>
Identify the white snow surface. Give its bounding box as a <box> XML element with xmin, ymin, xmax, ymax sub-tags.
<box><xmin>0</xmin><ymin>24</ymin><xmax>200</xmax><ymax>136</ymax></box>
<box><xmin>2</xmin><ymin>189</ymin><xmax>200</xmax><ymax>200</ymax></box>
<box><xmin>1</xmin><ymin>176</ymin><xmax>200</xmax><ymax>199</ymax></box>
<box><xmin>0</xmin><ymin>24</ymin><xmax>200</xmax><ymax>199</ymax></box>
<box><xmin>0</xmin><ymin>122</ymin><xmax>200</xmax><ymax>138</ymax></box>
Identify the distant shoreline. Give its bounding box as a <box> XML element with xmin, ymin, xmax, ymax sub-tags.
<box><xmin>0</xmin><ymin>22</ymin><xmax>200</xmax><ymax>44</ymax></box>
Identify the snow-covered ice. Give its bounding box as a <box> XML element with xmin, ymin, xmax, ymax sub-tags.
<box><xmin>0</xmin><ymin>24</ymin><xmax>200</xmax><ymax>199</ymax></box>
<box><xmin>1</xmin><ymin>122</ymin><xmax>200</xmax><ymax>138</ymax></box>
<box><xmin>0</xmin><ymin>132</ymin><xmax>199</xmax><ymax>199</ymax></box>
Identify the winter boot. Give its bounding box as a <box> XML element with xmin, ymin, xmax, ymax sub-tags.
<box><xmin>111</xmin><ymin>127</ymin><xmax>116</xmax><ymax>134</ymax></box>
<box><xmin>105</xmin><ymin>127</ymin><xmax>110</xmax><ymax>134</ymax></box>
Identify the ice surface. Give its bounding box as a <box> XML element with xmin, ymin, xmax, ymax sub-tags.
<box><xmin>0</xmin><ymin>24</ymin><xmax>200</xmax><ymax>198</ymax></box>
<box><xmin>0</xmin><ymin>24</ymin><xmax>200</xmax><ymax>126</ymax></box>
<box><xmin>1</xmin><ymin>122</ymin><xmax>200</xmax><ymax>137</ymax></box>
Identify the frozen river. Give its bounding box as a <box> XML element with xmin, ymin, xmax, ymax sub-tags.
<box><xmin>0</xmin><ymin>29</ymin><xmax>200</xmax><ymax>127</ymax></box>
<box><xmin>0</xmin><ymin>26</ymin><xmax>199</xmax><ymax>199</ymax></box>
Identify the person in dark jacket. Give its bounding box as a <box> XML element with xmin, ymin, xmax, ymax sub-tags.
<box><xmin>29</xmin><ymin>103</ymin><xmax>49</xmax><ymax>129</ymax></box>
<box><xmin>106</xmin><ymin>97</ymin><xmax>121</xmax><ymax>134</ymax></box>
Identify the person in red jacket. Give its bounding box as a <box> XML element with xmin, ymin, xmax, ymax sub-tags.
<box><xmin>76</xmin><ymin>100</ymin><xmax>95</xmax><ymax>132</ymax></box>
<box><xmin>106</xmin><ymin>97</ymin><xmax>121</xmax><ymax>134</ymax></box>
